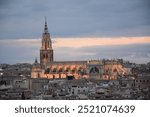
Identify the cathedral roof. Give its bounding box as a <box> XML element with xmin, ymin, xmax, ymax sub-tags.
<box><xmin>47</xmin><ymin>61</ymin><xmax>87</xmax><ymax>65</ymax></box>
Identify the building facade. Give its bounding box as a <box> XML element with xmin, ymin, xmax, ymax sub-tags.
<box><xmin>31</xmin><ymin>20</ymin><xmax>130</xmax><ymax>80</ymax></box>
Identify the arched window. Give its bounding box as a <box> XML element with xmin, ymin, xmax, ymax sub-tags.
<box><xmin>43</xmin><ymin>54</ymin><xmax>45</xmax><ymax>59</ymax></box>
<box><xmin>45</xmin><ymin>68</ymin><xmax>50</xmax><ymax>74</ymax></box>
<box><xmin>65</xmin><ymin>67</ymin><xmax>70</xmax><ymax>72</ymax></box>
<box><xmin>58</xmin><ymin>68</ymin><xmax>63</xmax><ymax>72</ymax></box>
<box><xmin>90</xmin><ymin>67</ymin><xmax>99</xmax><ymax>74</ymax></box>
<box><xmin>52</xmin><ymin>68</ymin><xmax>57</xmax><ymax>73</ymax></box>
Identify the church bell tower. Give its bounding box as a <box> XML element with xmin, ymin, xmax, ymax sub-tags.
<box><xmin>40</xmin><ymin>17</ymin><xmax>53</xmax><ymax>68</ymax></box>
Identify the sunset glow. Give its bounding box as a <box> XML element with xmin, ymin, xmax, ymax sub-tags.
<box><xmin>53</xmin><ymin>37</ymin><xmax>150</xmax><ymax>48</ymax></box>
<box><xmin>1</xmin><ymin>36</ymin><xmax>150</xmax><ymax>49</ymax></box>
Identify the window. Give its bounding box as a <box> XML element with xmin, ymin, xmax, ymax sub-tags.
<box><xmin>58</xmin><ymin>68</ymin><xmax>63</xmax><ymax>72</ymax></box>
<box><xmin>90</xmin><ymin>67</ymin><xmax>99</xmax><ymax>74</ymax></box>
<box><xmin>43</xmin><ymin>54</ymin><xmax>45</xmax><ymax>58</ymax></box>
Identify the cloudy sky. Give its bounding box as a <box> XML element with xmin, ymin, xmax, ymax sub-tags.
<box><xmin>0</xmin><ymin>0</ymin><xmax>150</xmax><ymax>64</ymax></box>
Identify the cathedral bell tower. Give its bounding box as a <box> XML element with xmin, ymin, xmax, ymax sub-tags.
<box><xmin>40</xmin><ymin>17</ymin><xmax>53</xmax><ymax>68</ymax></box>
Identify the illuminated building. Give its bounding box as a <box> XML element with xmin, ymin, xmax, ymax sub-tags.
<box><xmin>31</xmin><ymin>20</ymin><xmax>129</xmax><ymax>80</ymax></box>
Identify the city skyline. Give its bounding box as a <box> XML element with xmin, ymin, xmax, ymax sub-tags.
<box><xmin>0</xmin><ymin>0</ymin><xmax>150</xmax><ymax>64</ymax></box>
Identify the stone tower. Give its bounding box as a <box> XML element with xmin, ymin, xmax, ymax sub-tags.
<box><xmin>40</xmin><ymin>18</ymin><xmax>53</xmax><ymax>68</ymax></box>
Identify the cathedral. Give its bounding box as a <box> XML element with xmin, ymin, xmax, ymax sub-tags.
<box><xmin>31</xmin><ymin>20</ymin><xmax>130</xmax><ymax>80</ymax></box>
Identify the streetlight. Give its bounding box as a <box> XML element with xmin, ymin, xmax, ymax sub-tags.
<box><xmin>0</xmin><ymin>72</ymin><xmax>5</xmax><ymax>86</ymax></box>
<box><xmin>0</xmin><ymin>72</ymin><xmax>3</xmax><ymax>79</ymax></box>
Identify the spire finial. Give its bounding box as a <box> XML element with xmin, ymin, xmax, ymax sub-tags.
<box><xmin>45</xmin><ymin>16</ymin><xmax>47</xmax><ymax>25</ymax></box>
<box><xmin>44</xmin><ymin>16</ymin><xmax>48</xmax><ymax>33</ymax></box>
<box><xmin>35</xmin><ymin>57</ymin><xmax>38</xmax><ymax>63</ymax></box>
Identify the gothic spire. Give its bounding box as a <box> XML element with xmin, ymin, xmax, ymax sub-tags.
<box><xmin>44</xmin><ymin>16</ymin><xmax>48</xmax><ymax>33</ymax></box>
<box><xmin>35</xmin><ymin>57</ymin><xmax>38</xmax><ymax>63</ymax></box>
